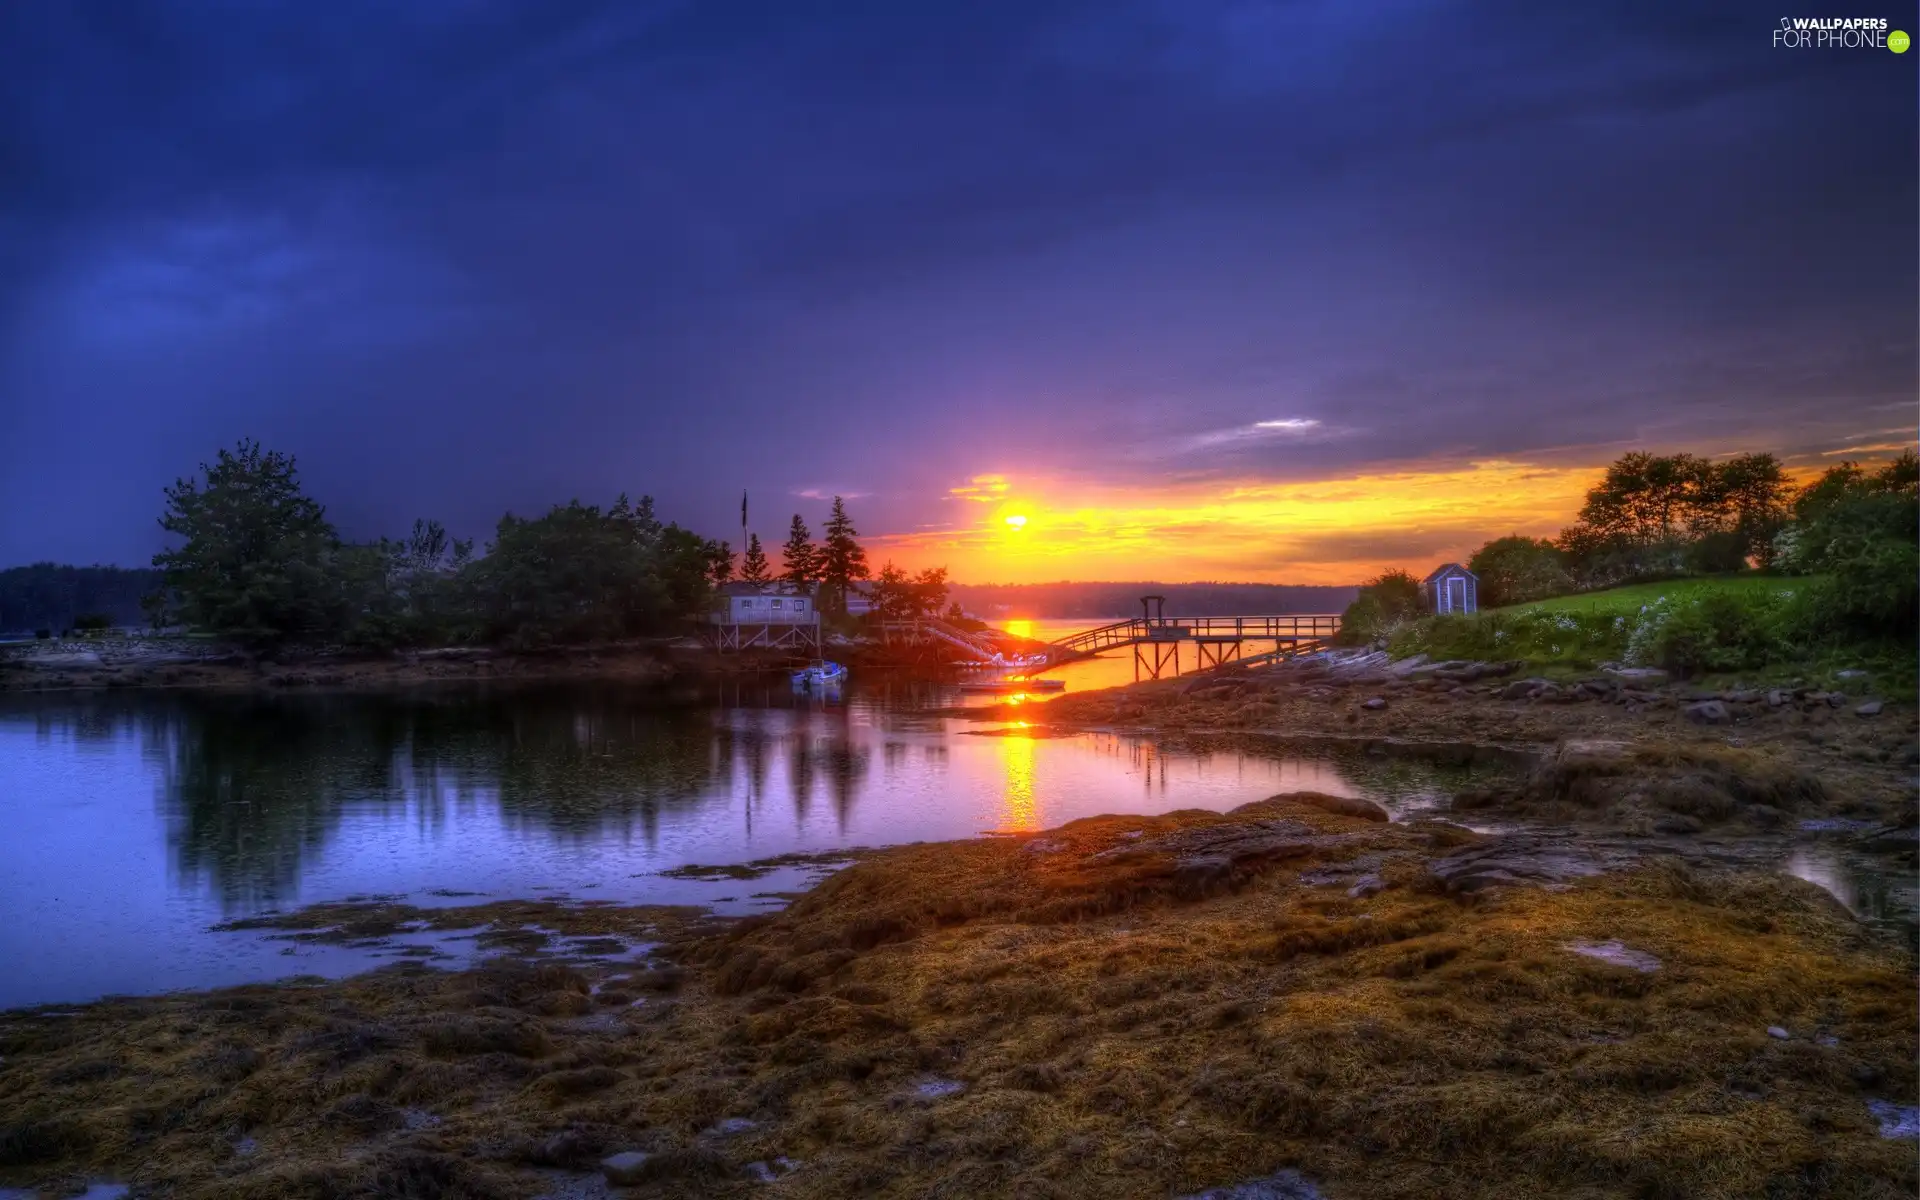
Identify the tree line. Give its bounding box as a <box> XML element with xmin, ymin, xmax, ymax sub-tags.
<box><xmin>142</xmin><ymin>439</ymin><xmax>919</xmax><ymax>649</ymax></box>
<box><xmin>1342</xmin><ymin>448</ymin><xmax>1917</xmax><ymax>645</ymax></box>
<box><xmin>0</xmin><ymin>564</ymin><xmax>164</xmax><ymax>635</ymax></box>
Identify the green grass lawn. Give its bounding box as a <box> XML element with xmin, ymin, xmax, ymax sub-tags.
<box><xmin>1498</xmin><ymin>574</ymin><xmax>1815</xmax><ymax>617</ymax></box>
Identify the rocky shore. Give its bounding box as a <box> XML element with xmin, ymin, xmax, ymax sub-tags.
<box><xmin>2</xmin><ymin>795</ymin><xmax>1915</xmax><ymax>1199</ymax></box>
<box><xmin>0</xmin><ymin>638</ymin><xmax>705</xmax><ymax>694</ymax></box>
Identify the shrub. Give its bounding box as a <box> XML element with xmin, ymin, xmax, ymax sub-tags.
<box><xmin>1337</xmin><ymin>570</ymin><xmax>1425</xmax><ymax>645</ymax></box>
<box><xmin>33</xmin><ymin>628</ymin><xmax>50</xmax><ymax>640</ymax></box>
<box><xmin>1388</xmin><ymin>609</ymin><xmax>1627</xmax><ymax>668</ymax></box>
<box><xmin>1621</xmin><ymin>591</ymin><xmax>1785</xmax><ymax>676</ymax></box>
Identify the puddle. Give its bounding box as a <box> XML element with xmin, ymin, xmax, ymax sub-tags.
<box><xmin>910</xmin><ymin>1076</ymin><xmax>966</xmax><ymax>1101</ymax></box>
<box><xmin>1868</xmin><ymin>1100</ymin><xmax>1920</xmax><ymax>1140</ymax></box>
<box><xmin>1179</xmin><ymin>1170</ymin><xmax>1325</xmax><ymax>1199</ymax></box>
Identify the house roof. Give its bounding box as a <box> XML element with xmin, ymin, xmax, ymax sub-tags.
<box><xmin>1423</xmin><ymin>562</ymin><xmax>1476</xmax><ymax>582</ymax></box>
<box><xmin>716</xmin><ymin>582</ymin><xmax>806</xmax><ymax>597</ymax></box>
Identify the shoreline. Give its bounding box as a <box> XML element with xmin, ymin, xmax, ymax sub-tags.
<box><xmin>0</xmin><ymin>638</ymin><xmax>960</xmax><ymax>695</ymax></box>
<box><xmin>1</xmin><ymin>794</ymin><xmax>1914</xmax><ymax>1198</ymax></box>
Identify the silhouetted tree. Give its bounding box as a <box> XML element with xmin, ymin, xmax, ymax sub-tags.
<box><xmin>740</xmin><ymin>534</ymin><xmax>771</xmax><ymax>586</ymax></box>
<box><xmin>780</xmin><ymin>514</ymin><xmax>818</xmax><ymax>589</ymax></box>
<box><xmin>709</xmin><ymin>540</ymin><xmax>734</xmax><ymax>586</ymax></box>
<box><xmin>817</xmin><ymin>496</ymin><xmax>869</xmax><ymax>616</ymax></box>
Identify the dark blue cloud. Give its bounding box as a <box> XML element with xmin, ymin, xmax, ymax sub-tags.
<box><xmin>0</xmin><ymin>0</ymin><xmax>1912</xmax><ymax>567</ymax></box>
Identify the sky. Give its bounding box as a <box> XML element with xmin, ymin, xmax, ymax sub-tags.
<box><xmin>1</xmin><ymin>1</ymin><xmax>1914</xmax><ymax>585</ymax></box>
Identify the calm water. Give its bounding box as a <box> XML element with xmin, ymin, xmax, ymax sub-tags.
<box><xmin>0</xmin><ymin>678</ymin><xmax>1480</xmax><ymax>1009</ymax></box>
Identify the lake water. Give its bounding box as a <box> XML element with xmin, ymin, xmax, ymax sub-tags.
<box><xmin>0</xmin><ymin>678</ymin><xmax>1482</xmax><ymax>1009</ymax></box>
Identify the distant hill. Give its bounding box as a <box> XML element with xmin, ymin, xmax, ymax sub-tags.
<box><xmin>0</xmin><ymin>564</ymin><xmax>163</xmax><ymax>633</ymax></box>
<box><xmin>948</xmin><ymin>581</ymin><xmax>1357</xmax><ymax>619</ymax></box>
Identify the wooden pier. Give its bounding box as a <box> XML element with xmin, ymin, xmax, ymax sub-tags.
<box><xmin>1046</xmin><ymin>596</ymin><xmax>1341</xmax><ymax>681</ymax></box>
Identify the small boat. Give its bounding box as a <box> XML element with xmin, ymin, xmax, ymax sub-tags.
<box><xmin>791</xmin><ymin>661</ymin><xmax>848</xmax><ymax>689</ymax></box>
<box><xmin>957</xmin><ymin>677</ymin><xmax>1065</xmax><ymax>694</ymax></box>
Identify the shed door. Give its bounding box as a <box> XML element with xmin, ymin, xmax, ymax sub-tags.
<box><xmin>1447</xmin><ymin>576</ymin><xmax>1467</xmax><ymax>613</ymax></box>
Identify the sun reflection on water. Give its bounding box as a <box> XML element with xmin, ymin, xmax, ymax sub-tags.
<box><xmin>998</xmin><ymin>731</ymin><xmax>1039</xmax><ymax>831</ymax></box>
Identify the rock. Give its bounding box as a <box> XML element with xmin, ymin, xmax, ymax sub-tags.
<box><xmin>1604</xmin><ymin>666</ymin><xmax>1668</xmax><ymax>685</ymax></box>
<box><xmin>1499</xmin><ymin>679</ymin><xmax>1537</xmax><ymax>700</ymax></box>
<box><xmin>1346</xmin><ymin>874</ymin><xmax>1386</xmax><ymax>899</ymax></box>
<box><xmin>703</xmin><ymin>1117</ymin><xmax>758</xmax><ymax>1138</ymax></box>
<box><xmin>1279</xmin><ymin>792</ymin><xmax>1390</xmax><ymax>823</ymax></box>
<box><xmin>1828</xmin><ymin>692</ymin><xmax>1847</xmax><ymax>707</ymax></box>
<box><xmin>1836</xmin><ymin>669</ymin><xmax>1869</xmax><ymax>680</ymax></box>
<box><xmin>1428</xmin><ymin>834</ymin><xmax>1603</xmax><ymax>894</ymax></box>
<box><xmin>1742</xmin><ymin>804</ymin><xmax>1786</xmax><ymax>829</ymax></box>
<box><xmin>1856</xmin><ymin>700</ymin><xmax>1884</xmax><ymax>717</ymax></box>
<box><xmin>1766</xmin><ymin>689</ymin><xmax>1788</xmax><ymax>707</ymax></box>
<box><xmin>1360</xmin><ymin>697</ymin><xmax>1386</xmax><ymax>710</ymax></box>
<box><xmin>1767</xmin><ymin>1026</ymin><xmax>1791</xmax><ymax>1040</ymax></box>
<box><xmin>602</xmin><ymin>1151</ymin><xmax>653</xmax><ymax>1185</ymax></box>
<box><xmin>1724</xmin><ymin>690</ymin><xmax>1761</xmax><ymax>704</ymax></box>
<box><xmin>1651</xmin><ymin>814</ymin><xmax>1703</xmax><ymax>835</ymax></box>
<box><xmin>1386</xmin><ymin>653</ymin><xmax>1430</xmax><ymax>676</ymax></box>
<box><xmin>1684</xmin><ymin>700</ymin><xmax>1731</xmax><ymax>726</ymax></box>
<box><xmin>1566</xmin><ymin>940</ymin><xmax>1660</xmax><ymax>972</ymax></box>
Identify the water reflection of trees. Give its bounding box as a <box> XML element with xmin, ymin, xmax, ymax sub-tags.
<box><xmin>6</xmin><ymin>679</ymin><xmax>905</xmax><ymax>911</ymax></box>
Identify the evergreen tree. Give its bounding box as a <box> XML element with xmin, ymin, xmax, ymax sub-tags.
<box><xmin>780</xmin><ymin>514</ymin><xmax>818</xmax><ymax>588</ymax></box>
<box><xmin>817</xmin><ymin>495</ymin><xmax>869</xmax><ymax>616</ymax></box>
<box><xmin>153</xmin><ymin>439</ymin><xmax>346</xmax><ymax>647</ymax></box>
<box><xmin>740</xmin><ymin>533</ymin><xmax>772</xmax><ymax>586</ymax></box>
<box><xmin>709</xmin><ymin>540</ymin><xmax>734</xmax><ymax>586</ymax></box>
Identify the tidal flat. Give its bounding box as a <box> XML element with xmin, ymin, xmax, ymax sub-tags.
<box><xmin>2</xmin><ymin>793</ymin><xmax>1914</xmax><ymax>1200</ymax></box>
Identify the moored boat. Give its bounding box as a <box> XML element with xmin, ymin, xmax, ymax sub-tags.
<box><xmin>791</xmin><ymin>661</ymin><xmax>848</xmax><ymax>689</ymax></box>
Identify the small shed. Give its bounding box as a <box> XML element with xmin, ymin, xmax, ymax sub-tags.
<box><xmin>1423</xmin><ymin>563</ymin><xmax>1479</xmax><ymax>615</ymax></box>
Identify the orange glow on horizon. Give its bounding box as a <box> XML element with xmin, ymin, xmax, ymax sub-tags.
<box><xmin>866</xmin><ymin>455</ymin><xmax>1837</xmax><ymax>585</ymax></box>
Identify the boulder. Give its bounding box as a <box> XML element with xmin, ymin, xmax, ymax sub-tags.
<box><xmin>1500</xmin><ymin>679</ymin><xmax>1538</xmax><ymax>700</ymax></box>
<box><xmin>1360</xmin><ymin>697</ymin><xmax>1387</xmax><ymax>710</ymax></box>
<box><xmin>1855</xmin><ymin>700</ymin><xmax>1884</xmax><ymax>717</ymax></box>
<box><xmin>1684</xmin><ymin>700</ymin><xmax>1732</xmax><ymax>726</ymax></box>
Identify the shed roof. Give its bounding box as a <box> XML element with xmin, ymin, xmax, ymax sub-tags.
<box><xmin>1423</xmin><ymin>562</ymin><xmax>1476</xmax><ymax>582</ymax></box>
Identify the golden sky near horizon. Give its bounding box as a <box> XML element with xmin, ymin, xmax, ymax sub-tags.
<box><xmin>860</xmin><ymin>452</ymin><xmax>1861</xmax><ymax>586</ymax></box>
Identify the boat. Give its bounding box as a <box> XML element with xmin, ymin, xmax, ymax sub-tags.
<box><xmin>791</xmin><ymin>661</ymin><xmax>848</xmax><ymax>690</ymax></box>
<box><xmin>956</xmin><ymin>677</ymin><xmax>1065</xmax><ymax>694</ymax></box>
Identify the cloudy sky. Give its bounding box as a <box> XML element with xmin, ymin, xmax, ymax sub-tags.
<box><xmin>1</xmin><ymin>1</ymin><xmax>1913</xmax><ymax>583</ymax></box>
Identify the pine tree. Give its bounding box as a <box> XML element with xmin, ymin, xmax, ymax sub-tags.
<box><xmin>740</xmin><ymin>533</ymin><xmax>771</xmax><ymax>586</ymax></box>
<box><xmin>709</xmin><ymin>540</ymin><xmax>733</xmax><ymax>586</ymax></box>
<box><xmin>779</xmin><ymin>514</ymin><xmax>817</xmax><ymax>588</ymax></box>
<box><xmin>817</xmin><ymin>495</ymin><xmax>869</xmax><ymax>617</ymax></box>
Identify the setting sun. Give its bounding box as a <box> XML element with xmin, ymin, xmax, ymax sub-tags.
<box><xmin>1004</xmin><ymin>513</ymin><xmax>1028</xmax><ymax>530</ymax></box>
